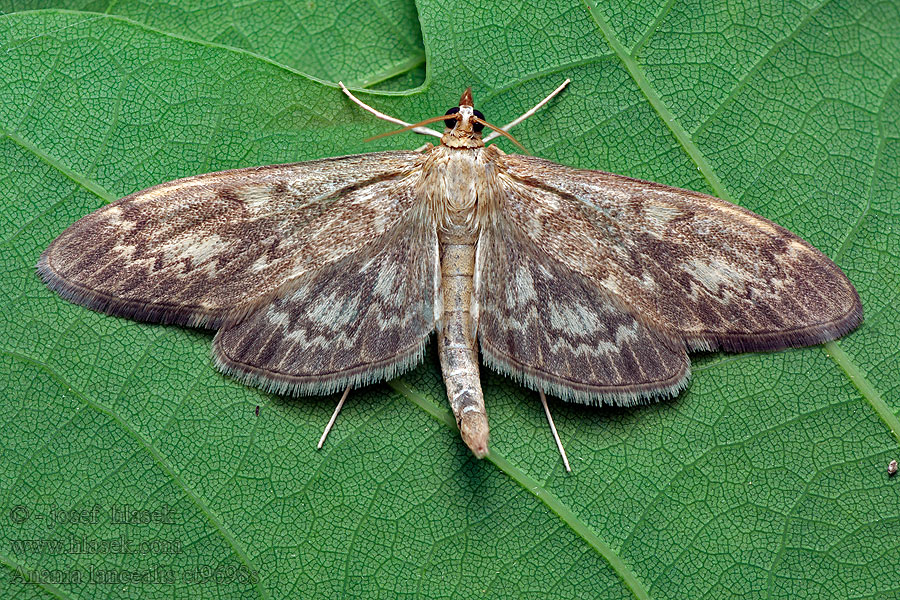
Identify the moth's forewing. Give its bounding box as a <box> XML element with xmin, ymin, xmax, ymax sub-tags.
<box><xmin>38</xmin><ymin>151</ymin><xmax>423</xmax><ymax>329</ymax></box>
<box><xmin>499</xmin><ymin>155</ymin><xmax>862</xmax><ymax>354</ymax></box>
<box><xmin>473</xmin><ymin>154</ymin><xmax>862</xmax><ymax>405</ymax></box>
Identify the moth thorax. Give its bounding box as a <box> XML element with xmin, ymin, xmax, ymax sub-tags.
<box><xmin>438</xmin><ymin>192</ymin><xmax>479</xmax><ymax>233</ymax></box>
<box><xmin>420</xmin><ymin>147</ymin><xmax>484</xmax><ymax>232</ymax></box>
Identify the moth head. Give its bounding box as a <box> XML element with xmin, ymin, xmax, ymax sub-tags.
<box><xmin>443</xmin><ymin>108</ymin><xmax>486</xmax><ymax>134</ymax></box>
<box><xmin>443</xmin><ymin>88</ymin><xmax>486</xmax><ymax>138</ymax></box>
<box><xmin>442</xmin><ymin>87</ymin><xmax>528</xmax><ymax>152</ymax></box>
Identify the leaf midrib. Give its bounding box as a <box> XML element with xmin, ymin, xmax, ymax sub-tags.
<box><xmin>0</xmin><ymin>7</ymin><xmax>427</xmax><ymax>91</ymax></box>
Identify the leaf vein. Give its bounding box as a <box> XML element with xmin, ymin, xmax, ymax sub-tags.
<box><xmin>0</xmin><ymin>349</ymin><xmax>272</xmax><ymax>600</ymax></box>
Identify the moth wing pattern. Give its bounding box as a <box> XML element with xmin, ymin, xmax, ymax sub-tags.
<box><xmin>476</xmin><ymin>213</ymin><xmax>690</xmax><ymax>405</ymax></box>
<box><xmin>498</xmin><ymin>155</ymin><xmax>863</xmax><ymax>354</ymax></box>
<box><xmin>213</xmin><ymin>193</ymin><xmax>438</xmax><ymax>396</ymax></box>
<box><xmin>38</xmin><ymin>151</ymin><xmax>424</xmax><ymax>328</ymax></box>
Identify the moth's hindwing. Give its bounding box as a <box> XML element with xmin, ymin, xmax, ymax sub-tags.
<box><xmin>477</xmin><ymin>215</ymin><xmax>690</xmax><ymax>406</ymax></box>
<box><xmin>500</xmin><ymin>155</ymin><xmax>863</xmax><ymax>353</ymax></box>
<box><xmin>213</xmin><ymin>211</ymin><xmax>437</xmax><ymax>396</ymax></box>
<box><xmin>38</xmin><ymin>151</ymin><xmax>423</xmax><ymax>328</ymax></box>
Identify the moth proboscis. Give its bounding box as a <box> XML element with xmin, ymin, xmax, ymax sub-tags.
<box><xmin>38</xmin><ymin>80</ymin><xmax>862</xmax><ymax>471</ymax></box>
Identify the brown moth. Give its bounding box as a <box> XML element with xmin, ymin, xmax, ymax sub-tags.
<box><xmin>38</xmin><ymin>82</ymin><xmax>862</xmax><ymax>468</ymax></box>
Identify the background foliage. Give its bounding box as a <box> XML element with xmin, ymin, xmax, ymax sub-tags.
<box><xmin>1</xmin><ymin>1</ymin><xmax>899</xmax><ymax>598</ymax></box>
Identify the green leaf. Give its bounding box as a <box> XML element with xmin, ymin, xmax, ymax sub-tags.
<box><xmin>2</xmin><ymin>2</ymin><xmax>899</xmax><ymax>598</ymax></box>
<box><xmin>0</xmin><ymin>0</ymin><xmax>425</xmax><ymax>88</ymax></box>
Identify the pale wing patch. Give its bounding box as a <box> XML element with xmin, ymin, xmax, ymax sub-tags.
<box><xmin>477</xmin><ymin>218</ymin><xmax>689</xmax><ymax>406</ymax></box>
<box><xmin>38</xmin><ymin>151</ymin><xmax>424</xmax><ymax>327</ymax></box>
<box><xmin>213</xmin><ymin>219</ymin><xmax>438</xmax><ymax>396</ymax></box>
<box><xmin>680</xmin><ymin>257</ymin><xmax>748</xmax><ymax>296</ymax></box>
<box><xmin>500</xmin><ymin>155</ymin><xmax>862</xmax><ymax>352</ymax></box>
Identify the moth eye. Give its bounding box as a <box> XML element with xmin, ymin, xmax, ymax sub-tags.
<box><xmin>444</xmin><ymin>107</ymin><xmax>460</xmax><ymax>129</ymax></box>
<box><xmin>472</xmin><ymin>109</ymin><xmax>485</xmax><ymax>132</ymax></box>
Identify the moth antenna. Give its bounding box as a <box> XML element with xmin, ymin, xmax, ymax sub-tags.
<box><xmin>339</xmin><ymin>81</ymin><xmax>442</xmax><ymax>138</ymax></box>
<box><xmin>539</xmin><ymin>391</ymin><xmax>571</xmax><ymax>473</ymax></box>
<box><xmin>473</xmin><ymin>116</ymin><xmax>529</xmax><ymax>153</ymax></box>
<box><xmin>364</xmin><ymin>114</ymin><xmax>458</xmax><ymax>143</ymax></box>
<box><xmin>482</xmin><ymin>78</ymin><xmax>570</xmax><ymax>143</ymax></box>
<box><xmin>317</xmin><ymin>385</ymin><xmax>352</xmax><ymax>450</ymax></box>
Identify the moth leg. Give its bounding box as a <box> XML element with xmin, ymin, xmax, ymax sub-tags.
<box><xmin>317</xmin><ymin>385</ymin><xmax>352</xmax><ymax>450</ymax></box>
<box><xmin>339</xmin><ymin>82</ymin><xmax>442</xmax><ymax>138</ymax></box>
<box><xmin>482</xmin><ymin>78</ymin><xmax>570</xmax><ymax>143</ymax></box>
<box><xmin>539</xmin><ymin>391</ymin><xmax>571</xmax><ymax>473</ymax></box>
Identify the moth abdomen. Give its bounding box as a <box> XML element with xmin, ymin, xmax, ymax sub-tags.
<box><xmin>436</xmin><ymin>221</ymin><xmax>488</xmax><ymax>457</ymax></box>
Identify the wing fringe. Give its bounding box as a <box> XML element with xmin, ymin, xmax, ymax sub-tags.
<box><xmin>480</xmin><ymin>340</ymin><xmax>691</xmax><ymax>407</ymax></box>
<box><xmin>682</xmin><ymin>298</ymin><xmax>863</xmax><ymax>353</ymax></box>
<box><xmin>212</xmin><ymin>332</ymin><xmax>431</xmax><ymax>397</ymax></box>
<box><xmin>37</xmin><ymin>251</ymin><xmax>228</xmax><ymax>328</ymax></box>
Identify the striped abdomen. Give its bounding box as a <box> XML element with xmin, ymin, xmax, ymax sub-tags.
<box><xmin>437</xmin><ymin>229</ymin><xmax>488</xmax><ymax>457</ymax></box>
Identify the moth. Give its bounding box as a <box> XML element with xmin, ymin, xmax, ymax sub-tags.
<box><xmin>38</xmin><ymin>81</ymin><xmax>862</xmax><ymax>470</ymax></box>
